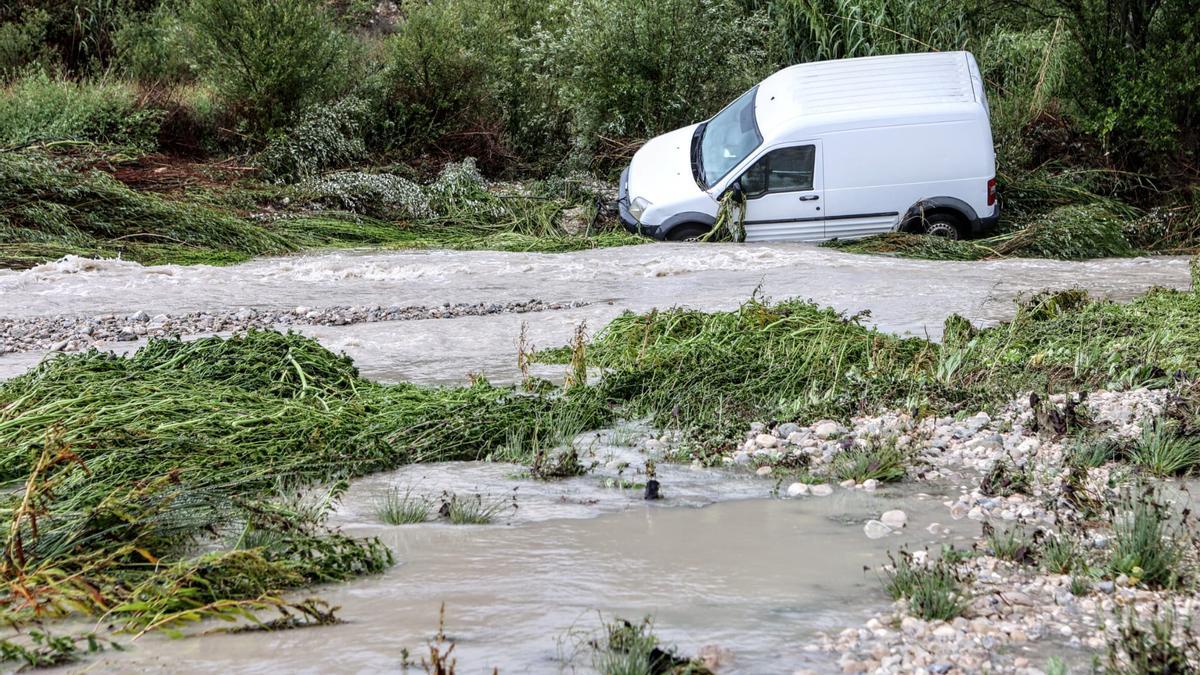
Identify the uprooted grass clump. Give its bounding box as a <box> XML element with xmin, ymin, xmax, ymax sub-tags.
<box><xmin>0</xmin><ymin>154</ymin><xmax>644</xmax><ymax>269</ymax></box>
<box><xmin>825</xmin><ymin>202</ymin><xmax>1140</xmax><ymax>262</ymax></box>
<box><xmin>541</xmin><ymin>267</ymin><xmax>1200</xmax><ymax>449</ymax></box>
<box><xmin>1105</xmin><ymin>606</ymin><xmax>1200</xmax><ymax>675</ymax></box>
<box><xmin>0</xmin><ymin>331</ymin><xmax>606</xmax><ymax>635</ymax></box>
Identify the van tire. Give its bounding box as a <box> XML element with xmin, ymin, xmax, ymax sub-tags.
<box><xmin>911</xmin><ymin>213</ymin><xmax>967</xmax><ymax>240</ymax></box>
<box><xmin>664</xmin><ymin>223</ymin><xmax>711</xmax><ymax>242</ymax></box>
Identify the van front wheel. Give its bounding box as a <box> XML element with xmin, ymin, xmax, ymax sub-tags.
<box><xmin>664</xmin><ymin>223</ymin><xmax>711</xmax><ymax>242</ymax></box>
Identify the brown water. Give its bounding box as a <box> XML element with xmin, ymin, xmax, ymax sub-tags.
<box><xmin>81</xmin><ymin>485</ymin><xmax>971</xmax><ymax>674</ymax></box>
<box><xmin>1</xmin><ymin>245</ymin><xmax>1191</xmax><ymax>384</ymax></box>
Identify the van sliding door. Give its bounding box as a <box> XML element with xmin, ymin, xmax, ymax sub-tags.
<box><xmin>738</xmin><ymin>142</ymin><xmax>824</xmax><ymax>242</ymax></box>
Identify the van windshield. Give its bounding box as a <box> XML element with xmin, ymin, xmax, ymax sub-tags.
<box><xmin>698</xmin><ymin>87</ymin><xmax>761</xmax><ymax>188</ymax></box>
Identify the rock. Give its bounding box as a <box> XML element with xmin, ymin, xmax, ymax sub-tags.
<box><xmin>786</xmin><ymin>482</ymin><xmax>810</xmax><ymax>497</ymax></box>
<box><xmin>755</xmin><ymin>466</ymin><xmax>773</xmax><ymax>476</ymax></box>
<box><xmin>129</xmin><ymin>310</ymin><xmax>149</xmax><ymax>322</ymax></box>
<box><xmin>861</xmin><ymin>478</ymin><xmax>878</xmax><ymax>491</ymax></box>
<box><xmin>880</xmin><ymin>509</ymin><xmax>908</xmax><ymax>529</ymax></box>
<box><xmin>786</xmin><ymin>431</ymin><xmax>806</xmax><ymax>445</ymax></box>
<box><xmin>778</xmin><ymin>423</ymin><xmax>801</xmax><ymax>438</ymax></box>
<box><xmin>863</xmin><ymin>520</ymin><xmax>892</xmax><ymax>539</ymax></box>
<box><xmin>809</xmin><ymin>484</ymin><xmax>834</xmax><ymax>496</ymax></box>
<box><xmin>1096</xmin><ymin>581</ymin><xmax>1115</xmax><ymax>594</ymax></box>
<box><xmin>732</xmin><ymin>451</ymin><xmax>751</xmax><ymax>465</ymax></box>
<box><xmin>950</xmin><ymin>503</ymin><xmax>969</xmax><ymax>519</ymax></box>
<box><xmin>932</xmin><ymin>625</ymin><xmax>957</xmax><ymax>639</ymax></box>
<box><xmin>755</xmin><ymin>433</ymin><xmax>778</xmax><ymax>448</ymax></box>
<box><xmin>49</xmin><ymin>340</ymin><xmax>68</xmax><ymax>352</ymax></box>
<box><xmin>839</xmin><ymin>479</ymin><xmax>856</xmax><ymax>488</ymax></box>
<box><xmin>814</xmin><ymin>421</ymin><xmax>845</xmax><ymax>439</ymax></box>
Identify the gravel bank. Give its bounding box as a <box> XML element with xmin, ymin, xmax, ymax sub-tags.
<box><xmin>698</xmin><ymin>388</ymin><xmax>1196</xmax><ymax>674</ymax></box>
<box><xmin>0</xmin><ymin>299</ymin><xmax>588</xmax><ymax>354</ymax></box>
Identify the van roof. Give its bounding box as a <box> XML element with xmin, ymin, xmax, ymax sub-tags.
<box><xmin>754</xmin><ymin>51</ymin><xmax>982</xmax><ymax>139</ymax></box>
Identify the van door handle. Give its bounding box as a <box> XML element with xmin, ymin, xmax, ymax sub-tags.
<box><xmin>798</xmin><ymin>195</ymin><xmax>820</xmax><ymax>201</ymax></box>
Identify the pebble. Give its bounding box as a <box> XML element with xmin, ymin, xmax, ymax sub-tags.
<box><xmin>755</xmin><ymin>466</ymin><xmax>773</xmax><ymax>476</ymax></box>
<box><xmin>786</xmin><ymin>482</ymin><xmax>810</xmax><ymax>497</ymax></box>
<box><xmin>809</xmin><ymin>484</ymin><xmax>833</xmax><ymax>496</ymax></box>
<box><xmin>880</xmin><ymin>509</ymin><xmax>907</xmax><ymax>529</ymax></box>
<box><xmin>861</xmin><ymin>478</ymin><xmax>878</xmax><ymax>491</ymax></box>
<box><xmin>863</xmin><ymin>520</ymin><xmax>892</xmax><ymax>539</ymax></box>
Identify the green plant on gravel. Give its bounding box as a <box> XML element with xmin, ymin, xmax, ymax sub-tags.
<box><xmin>1105</xmin><ymin>607</ymin><xmax>1200</xmax><ymax>675</ymax></box>
<box><xmin>375</xmin><ymin>487</ymin><xmax>431</xmax><ymax>525</ymax></box>
<box><xmin>1041</xmin><ymin>534</ymin><xmax>1081</xmax><ymax>575</ymax></box>
<box><xmin>830</xmin><ymin>439</ymin><xmax>909</xmax><ymax>483</ymax></box>
<box><xmin>882</xmin><ymin>550</ymin><xmax>969</xmax><ymax>621</ymax></box>
<box><xmin>1107</xmin><ymin>488</ymin><xmax>1191</xmax><ymax>589</ymax></box>
<box><xmin>982</xmin><ymin>523</ymin><xmax>1035</xmax><ymax>564</ymax></box>
<box><xmin>979</xmin><ymin>458</ymin><xmax>1032</xmax><ymax>497</ymax></box>
<box><xmin>1128</xmin><ymin>420</ymin><xmax>1200</xmax><ymax>477</ymax></box>
<box><xmin>1066</xmin><ymin>433</ymin><xmax>1124</xmax><ymax>469</ymax></box>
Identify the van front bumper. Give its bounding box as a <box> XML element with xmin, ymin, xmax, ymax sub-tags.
<box><xmin>618</xmin><ymin>167</ymin><xmax>661</xmax><ymax>238</ymax></box>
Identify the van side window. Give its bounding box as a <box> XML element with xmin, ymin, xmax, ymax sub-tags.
<box><xmin>739</xmin><ymin>145</ymin><xmax>815</xmax><ymax>197</ymax></box>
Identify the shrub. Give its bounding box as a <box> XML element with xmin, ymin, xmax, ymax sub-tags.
<box><xmin>0</xmin><ymin>9</ymin><xmax>55</xmax><ymax>79</ymax></box>
<box><xmin>257</xmin><ymin>95</ymin><xmax>370</xmax><ymax>181</ymax></box>
<box><xmin>1041</xmin><ymin>534</ymin><xmax>1079</xmax><ymax>574</ymax></box>
<box><xmin>441</xmin><ymin>492</ymin><xmax>510</xmax><ymax>525</ymax></box>
<box><xmin>373</xmin><ymin>0</ymin><xmax>503</xmax><ymax>154</ymax></box>
<box><xmin>113</xmin><ymin>3</ymin><xmax>195</xmax><ymax>84</ymax></box>
<box><xmin>187</xmin><ymin>0</ymin><xmax>352</xmax><ymax>133</ymax></box>
<box><xmin>297</xmin><ymin>171</ymin><xmax>433</xmax><ymax>220</ymax></box>
<box><xmin>531</xmin><ymin>0</ymin><xmax>768</xmax><ymax>165</ymax></box>
<box><xmin>0</xmin><ymin>71</ymin><xmax>162</xmax><ymax>151</ymax></box>
<box><xmin>983</xmin><ymin>524</ymin><xmax>1035</xmax><ymax>564</ymax></box>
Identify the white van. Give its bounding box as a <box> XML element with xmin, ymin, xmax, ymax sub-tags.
<box><xmin>618</xmin><ymin>51</ymin><xmax>999</xmax><ymax>242</ymax></box>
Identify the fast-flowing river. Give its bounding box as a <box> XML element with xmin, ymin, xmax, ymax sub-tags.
<box><xmin>2</xmin><ymin>244</ymin><xmax>1190</xmax><ymax>673</ymax></box>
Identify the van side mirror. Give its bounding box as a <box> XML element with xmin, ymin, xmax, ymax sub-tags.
<box><xmin>728</xmin><ymin>181</ymin><xmax>745</xmax><ymax>201</ymax></box>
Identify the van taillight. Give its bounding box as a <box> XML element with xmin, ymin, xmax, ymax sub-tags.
<box><xmin>987</xmin><ymin>178</ymin><xmax>997</xmax><ymax>206</ymax></box>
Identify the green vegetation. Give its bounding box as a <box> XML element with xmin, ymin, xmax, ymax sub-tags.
<box><xmin>587</xmin><ymin>617</ymin><xmax>713</xmax><ymax>675</ymax></box>
<box><xmin>1105</xmin><ymin>607</ymin><xmax>1200</xmax><ymax>675</ymax></box>
<box><xmin>1107</xmin><ymin>488</ymin><xmax>1190</xmax><ymax>589</ymax></box>
<box><xmin>0</xmin><ymin>0</ymin><xmax>1196</xmax><ymax>264</ymax></box>
<box><xmin>1128</xmin><ymin>421</ymin><xmax>1200</xmax><ymax>477</ymax></box>
<box><xmin>0</xmin><ymin>331</ymin><xmax>605</xmax><ymax>633</ymax></box>
<box><xmin>831</xmin><ymin>441</ymin><xmax>910</xmax><ymax>483</ymax></box>
<box><xmin>982</xmin><ymin>524</ymin><xmax>1035</xmax><ymax>564</ymax></box>
<box><xmin>375</xmin><ymin>487</ymin><xmax>431</xmax><ymax>525</ymax></box>
<box><xmin>441</xmin><ymin>492</ymin><xmax>512</xmax><ymax>525</ymax></box>
<box><xmin>882</xmin><ymin>550</ymin><xmax>969</xmax><ymax>621</ymax></box>
<box><xmin>540</xmin><ymin>270</ymin><xmax>1200</xmax><ymax>448</ymax></box>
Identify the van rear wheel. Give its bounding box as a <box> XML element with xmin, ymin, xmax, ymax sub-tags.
<box><xmin>919</xmin><ymin>215</ymin><xmax>966</xmax><ymax>240</ymax></box>
<box><xmin>664</xmin><ymin>223</ymin><xmax>711</xmax><ymax>242</ymax></box>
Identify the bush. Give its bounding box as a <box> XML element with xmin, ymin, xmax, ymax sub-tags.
<box><xmin>372</xmin><ymin>0</ymin><xmax>503</xmax><ymax>155</ymax></box>
<box><xmin>257</xmin><ymin>95</ymin><xmax>370</xmax><ymax>181</ymax></box>
<box><xmin>0</xmin><ymin>9</ymin><xmax>55</xmax><ymax>79</ymax></box>
<box><xmin>531</xmin><ymin>0</ymin><xmax>768</xmax><ymax>165</ymax></box>
<box><xmin>113</xmin><ymin>3</ymin><xmax>195</xmax><ymax>84</ymax></box>
<box><xmin>187</xmin><ymin>0</ymin><xmax>352</xmax><ymax>134</ymax></box>
<box><xmin>1055</xmin><ymin>0</ymin><xmax>1200</xmax><ymax>166</ymax></box>
<box><xmin>0</xmin><ymin>71</ymin><xmax>162</xmax><ymax>151</ymax></box>
<box><xmin>297</xmin><ymin>171</ymin><xmax>434</xmax><ymax>220</ymax></box>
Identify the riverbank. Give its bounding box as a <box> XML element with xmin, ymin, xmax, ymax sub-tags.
<box><xmin>1</xmin><ymin>256</ymin><xmax>1198</xmax><ymax>671</ymax></box>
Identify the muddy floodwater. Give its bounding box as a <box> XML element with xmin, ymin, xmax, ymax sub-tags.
<box><xmin>4</xmin><ymin>244</ymin><xmax>1192</xmax><ymax>672</ymax></box>
<box><xmin>0</xmin><ymin>244</ymin><xmax>1190</xmax><ymax>383</ymax></box>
